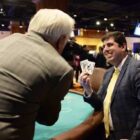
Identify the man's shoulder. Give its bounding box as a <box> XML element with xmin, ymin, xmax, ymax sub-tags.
<box><xmin>0</xmin><ymin>33</ymin><xmax>23</xmax><ymax>42</ymax></box>
<box><xmin>128</xmin><ymin>56</ymin><xmax>140</xmax><ymax>67</ymax></box>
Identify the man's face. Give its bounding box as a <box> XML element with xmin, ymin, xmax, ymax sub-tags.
<box><xmin>103</xmin><ymin>37</ymin><xmax>125</xmax><ymax>66</ymax></box>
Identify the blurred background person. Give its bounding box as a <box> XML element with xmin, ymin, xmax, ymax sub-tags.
<box><xmin>95</xmin><ymin>46</ymin><xmax>107</xmax><ymax>68</ymax></box>
<box><xmin>73</xmin><ymin>54</ymin><xmax>81</xmax><ymax>82</ymax></box>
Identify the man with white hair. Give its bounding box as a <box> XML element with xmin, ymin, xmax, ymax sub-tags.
<box><xmin>0</xmin><ymin>9</ymin><xmax>75</xmax><ymax>140</ymax></box>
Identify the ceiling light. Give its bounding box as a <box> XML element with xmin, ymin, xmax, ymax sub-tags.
<box><xmin>96</xmin><ymin>21</ymin><xmax>101</xmax><ymax>25</ymax></box>
<box><xmin>110</xmin><ymin>23</ymin><xmax>114</xmax><ymax>27</ymax></box>
<box><xmin>73</xmin><ymin>14</ymin><xmax>77</xmax><ymax>18</ymax></box>
<box><xmin>1</xmin><ymin>24</ymin><xmax>5</xmax><ymax>27</ymax></box>
<box><xmin>0</xmin><ymin>8</ymin><xmax>3</xmax><ymax>12</ymax></box>
<box><xmin>0</xmin><ymin>8</ymin><xmax>3</xmax><ymax>14</ymax></box>
<box><xmin>104</xmin><ymin>18</ymin><xmax>108</xmax><ymax>21</ymax></box>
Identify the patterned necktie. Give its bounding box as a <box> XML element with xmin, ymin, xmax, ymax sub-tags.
<box><xmin>103</xmin><ymin>68</ymin><xmax>120</xmax><ymax>138</ymax></box>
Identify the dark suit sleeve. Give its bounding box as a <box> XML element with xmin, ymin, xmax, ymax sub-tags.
<box><xmin>36</xmin><ymin>69</ymin><xmax>73</xmax><ymax>125</ymax></box>
<box><xmin>83</xmin><ymin>71</ymin><xmax>109</xmax><ymax>112</ymax></box>
<box><xmin>83</xmin><ymin>92</ymin><xmax>103</xmax><ymax>111</ymax></box>
<box><xmin>130</xmin><ymin>67</ymin><xmax>140</xmax><ymax>140</ymax></box>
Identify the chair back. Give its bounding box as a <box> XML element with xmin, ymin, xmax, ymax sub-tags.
<box><xmin>90</xmin><ymin>67</ymin><xmax>107</xmax><ymax>92</ymax></box>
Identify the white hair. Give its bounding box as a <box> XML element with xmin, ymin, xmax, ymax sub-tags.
<box><xmin>28</xmin><ymin>9</ymin><xmax>75</xmax><ymax>45</ymax></box>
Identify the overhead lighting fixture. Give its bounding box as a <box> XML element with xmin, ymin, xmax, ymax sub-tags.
<box><xmin>104</xmin><ymin>18</ymin><xmax>108</xmax><ymax>21</ymax></box>
<box><xmin>96</xmin><ymin>21</ymin><xmax>101</xmax><ymax>25</ymax></box>
<box><xmin>110</xmin><ymin>23</ymin><xmax>114</xmax><ymax>27</ymax></box>
<box><xmin>0</xmin><ymin>8</ymin><xmax>3</xmax><ymax>14</ymax></box>
<box><xmin>1</xmin><ymin>24</ymin><xmax>5</xmax><ymax>27</ymax></box>
<box><xmin>0</xmin><ymin>8</ymin><xmax>3</xmax><ymax>12</ymax></box>
<box><xmin>73</xmin><ymin>14</ymin><xmax>77</xmax><ymax>18</ymax></box>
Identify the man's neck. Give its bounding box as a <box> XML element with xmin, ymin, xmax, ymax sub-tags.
<box><xmin>115</xmin><ymin>54</ymin><xmax>128</xmax><ymax>70</ymax></box>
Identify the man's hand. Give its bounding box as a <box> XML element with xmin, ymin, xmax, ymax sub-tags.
<box><xmin>79</xmin><ymin>72</ymin><xmax>93</xmax><ymax>96</ymax></box>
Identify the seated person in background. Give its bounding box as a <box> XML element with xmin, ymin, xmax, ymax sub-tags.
<box><xmin>95</xmin><ymin>46</ymin><xmax>107</xmax><ymax>68</ymax></box>
<box><xmin>0</xmin><ymin>9</ymin><xmax>75</xmax><ymax>140</ymax></box>
<box><xmin>80</xmin><ymin>31</ymin><xmax>140</xmax><ymax>140</ymax></box>
<box><xmin>73</xmin><ymin>54</ymin><xmax>81</xmax><ymax>82</ymax></box>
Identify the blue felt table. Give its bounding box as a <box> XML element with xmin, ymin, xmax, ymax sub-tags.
<box><xmin>34</xmin><ymin>92</ymin><xmax>94</xmax><ymax>140</ymax></box>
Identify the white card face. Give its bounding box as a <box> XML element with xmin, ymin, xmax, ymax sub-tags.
<box><xmin>80</xmin><ymin>59</ymin><xmax>88</xmax><ymax>72</ymax></box>
<box><xmin>86</xmin><ymin>61</ymin><xmax>95</xmax><ymax>75</ymax></box>
<box><xmin>80</xmin><ymin>59</ymin><xmax>95</xmax><ymax>74</ymax></box>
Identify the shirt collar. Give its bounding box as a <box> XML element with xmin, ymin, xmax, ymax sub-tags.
<box><xmin>114</xmin><ymin>55</ymin><xmax>128</xmax><ymax>71</ymax></box>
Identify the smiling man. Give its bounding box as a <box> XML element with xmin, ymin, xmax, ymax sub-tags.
<box><xmin>102</xmin><ymin>32</ymin><xmax>128</xmax><ymax>67</ymax></box>
<box><xmin>80</xmin><ymin>31</ymin><xmax>140</xmax><ymax>140</ymax></box>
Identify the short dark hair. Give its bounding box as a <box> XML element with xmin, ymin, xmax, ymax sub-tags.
<box><xmin>102</xmin><ymin>31</ymin><xmax>127</xmax><ymax>47</ymax></box>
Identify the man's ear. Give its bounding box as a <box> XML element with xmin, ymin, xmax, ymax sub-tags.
<box><xmin>120</xmin><ymin>43</ymin><xmax>127</xmax><ymax>51</ymax></box>
<box><xmin>122</xmin><ymin>43</ymin><xmax>127</xmax><ymax>51</ymax></box>
<box><xmin>56</xmin><ymin>35</ymin><xmax>68</xmax><ymax>54</ymax></box>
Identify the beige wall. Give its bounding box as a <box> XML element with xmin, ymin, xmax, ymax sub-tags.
<box><xmin>1</xmin><ymin>31</ymin><xmax>140</xmax><ymax>52</ymax></box>
<box><xmin>75</xmin><ymin>36</ymin><xmax>140</xmax><ymax>51</ymax></box>
<box><xmin>75</xmin><ymin>36</ymin><xmax>102</xmax><ymax>51</ymax></box>
<box><xmin>126</xmin><ymin>37</ymin><xmax>140</xmax><ymax>50</ymax></box>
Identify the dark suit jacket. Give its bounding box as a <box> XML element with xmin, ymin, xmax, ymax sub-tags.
<box><xmin>84</xmin><ymin>55</ymin><xmax>140</xmax><ymax>140</ymax></box>
<box><xmin>0</xmin><ymin>32</ymin><xmax>73</xmax><ymax>140</ymax></box>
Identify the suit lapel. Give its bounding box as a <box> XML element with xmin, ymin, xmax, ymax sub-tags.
<box><xmin>111</xmin><ymin>55</ymin><xmax>132</xmax><ymax>104</ymax></box>
<box><xmin>101</xmin><ymin>68</ymin><xmax>114</xmax><ymax>100</ymax></box>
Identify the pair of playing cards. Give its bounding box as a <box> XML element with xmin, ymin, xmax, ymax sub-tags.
<box><xmin>80</xmin><ymin>59</ymin><xmax>95</xmax><ymax>75</ymax></box>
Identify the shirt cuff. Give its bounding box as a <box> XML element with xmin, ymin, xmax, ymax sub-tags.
<box><xmin>83</xmin><ymin>89</ymin><xmax>93</xmax><ymax>98</ymax></box>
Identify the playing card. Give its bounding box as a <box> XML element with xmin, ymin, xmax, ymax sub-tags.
<box><xmin>80</xmin><ymin>59</ymin><xmax>88</xmax><ymax>72</ymax></box>
<box><xmin>86</xmin><ymin>61</ymin><xmax>95</xmax><ymax>74</ymax></box>
<box><xmin>80</xmin><ymin>59</ymin><xmax>95</xmax><ymax>74</ymax></box>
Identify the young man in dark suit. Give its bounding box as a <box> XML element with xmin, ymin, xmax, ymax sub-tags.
<box><xmin>80</xmin><ymin>31</ymin><xmax>140</xmax><ymax>140</ymax></box>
